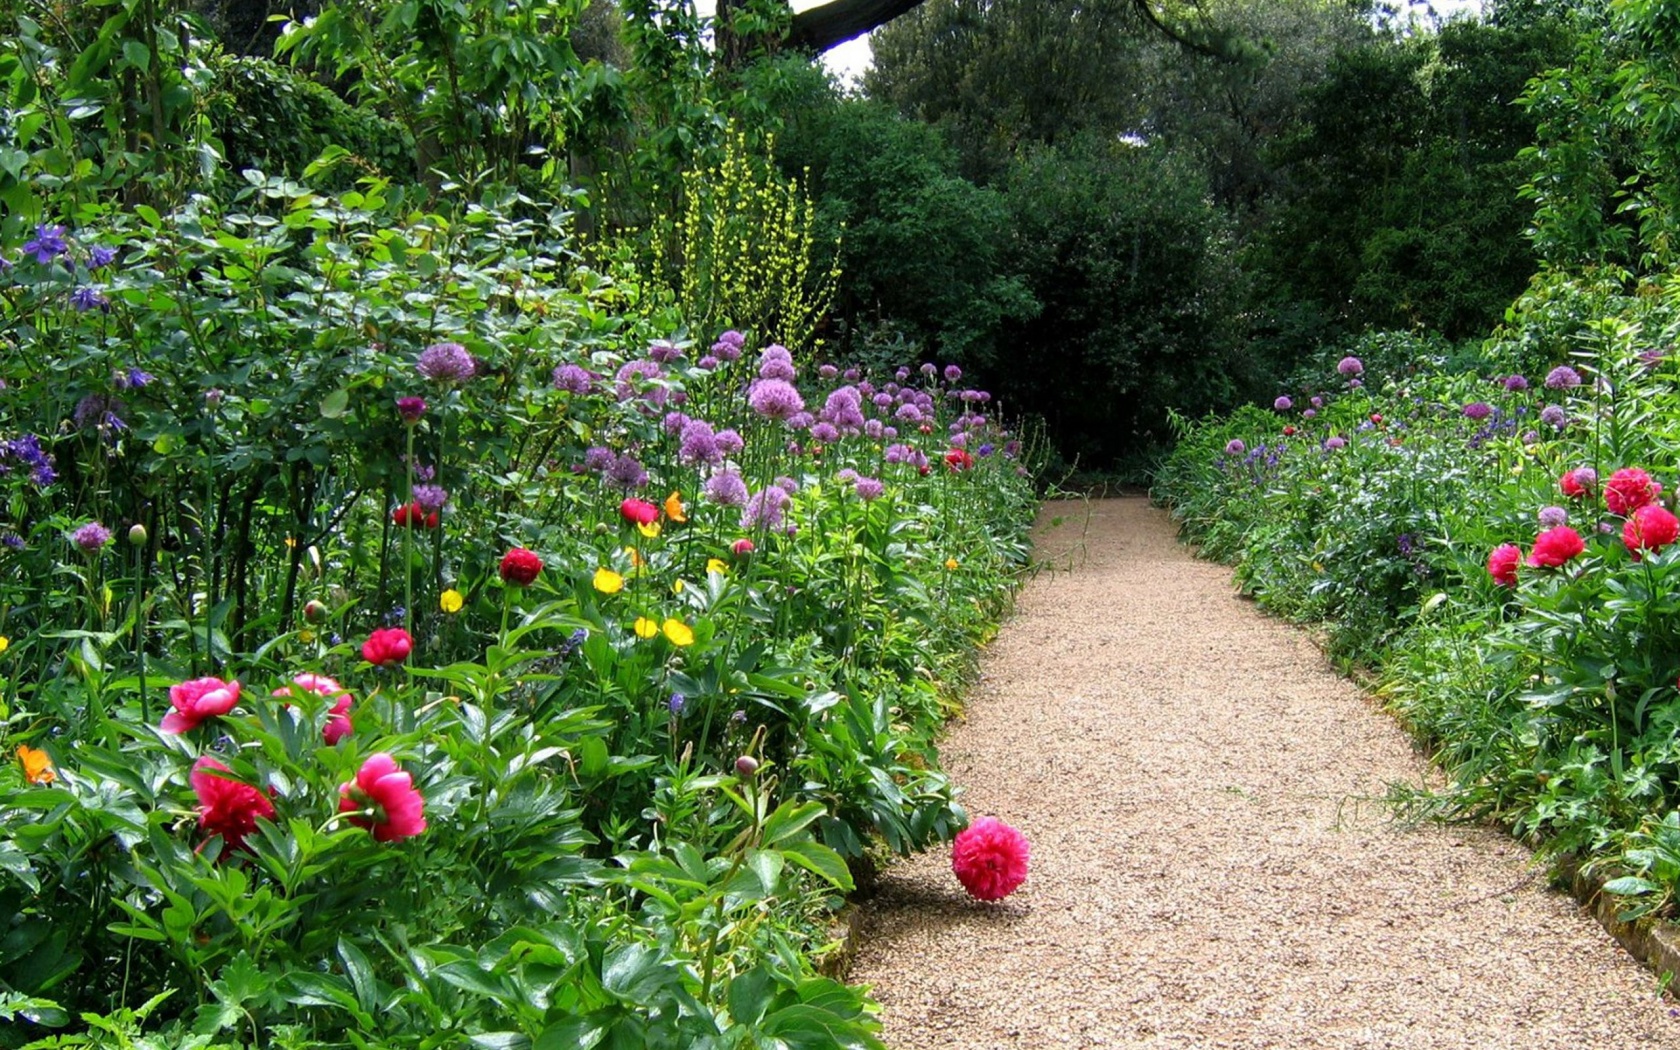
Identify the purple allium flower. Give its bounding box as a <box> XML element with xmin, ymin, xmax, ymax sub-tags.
<box><xmin>1273</xmin><ymin>396</ymin><xmax>1293</xmax><ymax>412</ymax></box>
<box><xmin>1462</xmin><ymin>402</ymin><xmax>1493</xmax><ymax>421</ymax></box>
<box><xmin>86</xmin><ymin>245</ymin><xmax>116</xmax><ymax>270</ymax></box>
<box><xmin>1503</xmin><ymin>374</ymin><xmax>1529</xmax><ymax>391</ymax></box>
<box><xmin>417</xmin><ymin>342</ymin><xmax>475</xmax><ymax>382</ymax></box>
<box><xmin>855</xmin><ymin>476</ymin><xmax>884</xmax><ymax>501</ymax></box>
<box><xmin>1540</xmin><ymin>405</ymin><xmax>1567</xmax><ymax>429</ymax></box>
<box><xmin>552</xmin><ymin>364</ymin><xmax>595</xmax><ymax>395</ymax></box>
<box><xmin>607</xmin><ymin>453</ymin><xmax>649</xmax><ymax>490</ymax></box>
<box><xmin>663</xmin><ymin>410</ymin><xmax>691</xmax><ymax>434</ymax></box>
<box><xmin>1225</xmin><ymin>439</ymin><xmax>1246</xmax><ymax>455</ymax></box>
<box><xmin>757</xmin><ymin>345</ymin><xmax>796</xmax><ymax>382</ymax></box>
<box><xmin>786</xmin><ymin>411</ymin><xmax>814</xmax><ymax>431</ymax></box>
<box><xmin>1310</xmin><ymin>396</ymin><xmax>1323</xmax><ymax>408</ymax></box>
<box><xmin>204</xmin><ymin>388</ymin><xmax>224</xmax><ymax>409</ymax></box>
<box><xmin>836</xmin><ymin>468</ymin><xmax>859</xmax><ymax>485</ymax></box>
<box><xmin>583</xmin><ymin>446</ymin><xmax>614</xmax><ymax>473</ymax></box>
<box><xmin>23</xmin><ymin>224</ymin><xmax>68</xmax><ymax>265</ymax></box>
<box><xmin>1522</xmin><ymin>430</ymin><xmax>1539</xmax><ymax>445</ymax></box>
<box><xmin>843</xmin><ymin>368</ymin><xmax>861</xmax><ymax>382</ymax></box>
<box><xmin>647</xmin><ymin>339</ymin><xmax>684</xmax><ymax>364</ymax></box>
<box><xmin>1302</xmin><ymin>408</ymin><xmax>1317</xmax><ymax>420</ymax></box>
<box><xmin>1538</xmin><ymin>505</ymin><xmax>1569</xmax><ymax>529</ymax></box>
<box><xmin>873</xmin><ymin>392</ymin><xmax>894</xmax><ymax>409</ymax></box>
<box><xmin>943</xmin><ymin>364</ymin><xmax>962</xmax><ymax>382</ymax></box>
<box><xmin>711</xmin><ymin>330</ymin><xmax>745</xmax><ymax>362</ymax></box>
<box><xmin>679</xmin><ymin>420</ymin><xmax>723</xmax><ymax>466</ymax></box>
<box><xmin>412</xmin><ymin>484</ymin><xmax>448</xmax><ymax>513</ymax></box>
<box><xmin>819</xmin><ymin>364</ymin><xmax>839</xmax><ymax>379</ymax></box>
<box><xmin>69</xmin><ymin>286</ymin><xmax>109</xmax><ymax>312</ymax></box>
<box><xmin>714</xmin><ymin>428</ymin><xmax>744</xmax><ymax>456</ymax></box>
<box><xmin>864</xmin><ymin>419</ymin><xmax>885</xmax><ymax>440</ymax></box>
<box><xmin>697</xmin><ymin>355</ymin><xmax>719</xmax><ymax>371</ymax></box>
<box><xmin>1348</xmin><ymin>378</ymin><xmax>1364</xmax><ymax>389</ymax></box>
<box><xmin>1544</xmin><ymin>365</ymin><xmax>1582</xmax><ymax>389</ymax></box>
<box><xmin>810</xmin><ymin>421</ymin><xmax>840</xmax><ymax>444</ymax></box>
<box><xmin>1324</xmin><ymin>436</ymin><xmax>1347</xmax><ymax>450</ymax></box>
<box><xmin>747</xmin><ymin>379</ymin><xmax>805</xmax><ymax>421</ymax></box>
<box><xmin>741</xmin><ymin>486</ymin><xmax>790</xmax><ymax>530</ymax></box>
<box><xmin>703</xmin><ymin>469</ymin><xmax>749</xmax><ymax>507</ymax></box>
<box><xmin>775</xmin><ymin>475</ymin><xmax>799</xmax><ymax>494</ymax></box>
<box><xmin>71</xmin><ymin>521</ymin><xmax>111</xmax><ymax>552</ymax></box>
<box><xmin>397</xmin><ymin>396</ymin><xmax>427</xmax><ymax>423</ymax></box>
<box><xmin>920</xmin><ymin>362</ymin><xmax>937</xmax><ymax>377</ymax></box>
<box><xmin>614</xmin><ymin>359</ymin><xmax>662</xmax><ymax>400</ymax></box>
<box><xmin>884</xmin><ymin>443</ymin><xmax>912</xmax><ymax>465</ymax></box>
<box><xmin>1337</xmin><ymin>356</ymin><xmax>1364</xmax><ymax>377</ymax></box>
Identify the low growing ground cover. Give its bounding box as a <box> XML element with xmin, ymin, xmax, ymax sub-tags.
<box><xmin>0</xmin><ymin>181</ymin><xmax>1037</xmax><ymax>1047</ymax></box>
<box><xmin>1155</xmin><ymin>305</ymin><xmax>1680</xmax><ymax>927</ymax></box>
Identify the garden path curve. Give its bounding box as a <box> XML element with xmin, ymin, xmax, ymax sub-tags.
<box><xmin>849</xmin><ymin>496</ymin><xmax>1680</xmax><ymax>1049</ymax></box>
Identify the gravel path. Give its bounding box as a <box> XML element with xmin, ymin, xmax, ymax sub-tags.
<box><xmin>849</xmin><ymin>497</ymin><xmax>1680</xmax><ymax>1049</ymax></box>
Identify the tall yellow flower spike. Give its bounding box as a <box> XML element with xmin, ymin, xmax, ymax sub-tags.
<box><xmin>634</xmin><ymin>617</ymin><xmax>660</xmax><ymax>639</ymax></box>
<box><xmin>664</xmin><ymin>492</ymin><xmax>688</xmax><ymax>523</ymax></box>
<box><xmin>17</xmin><ymin>745</ymin><xmax>54</xmax><ymax>785</ymax></box>
<box><xmin>593</xmin><ymin>567</ymin><xmax>624</xmax><ymax>594</ymax></box>
<box><xmin>662</xmin><ymin>618</ymin><xmax>695</xmax><ymax>647</ymax></box>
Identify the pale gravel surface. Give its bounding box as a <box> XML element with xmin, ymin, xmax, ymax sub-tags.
<box><xmin>849</xmin><ymin>497</ymin><xmax>1680</xmax><ymax>1049</ymax></box>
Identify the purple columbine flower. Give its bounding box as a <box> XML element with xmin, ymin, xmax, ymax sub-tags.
<box><xmin>397</xmin><ymin>396</ymin><xmax>427</xmax><ymax>424</ymax></box>
<box><xmin>417</xmin><ymin>342</ymin><xmax>475</xmax><ymax>382</ymax></box>
<box><xmin>1337</xmin><ymin>356</ymin><xmax>1364</xmax><ymax>377</ymax></box>
<box><xmin>1544</xmin><ymin>365</ymin><xmax>1582</xmax><ymax>389</ymax></box>
<box><xmin>747</xmin><ymin>379</ymin><xmax>805</xmax><ymax>421</ymax></box>
<box><xmin>126</xmin><ymin>368</ymin><xmax>153</xmax><ymax>389</ymax></box>
<box><xmin>86</xmin><ymin>244</ymin><xmax>116</xmax><ymax>270</ymax></box>
<box><xmin>23</xmin><ymin>224</ymin><xmax>69</xmax><ymax>265</ymax></box>
<box><xmin>1274</xmin><ymin>396</ymin><xmax>1293</xmax><ymax>412</ymax></box>
<box><xmin>69</xmin><ymin>286</ymin><xmax>109</xmax><ymax>313</ymax></box>
<box><xmin>71</xmin><ymin>521</ymin><xmax>111</xmax><ymax>552</ymax></box>
<box><xmin>73</xmin><ymin>394</ymin><xmax>125</xmax><ymax>432</ymax></box>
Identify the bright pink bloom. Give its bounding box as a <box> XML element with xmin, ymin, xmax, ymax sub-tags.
<box><xmin>192</xmin><ymin>757</ymin><xmax>275</xmax><ymax>854</ymax></box>
<box><xmin>1487</xmin><ymin>544</ymin><xmax>1521</xmax><ymax>587</ymax></box>
<box><xmin>951</xmin><ymin>816</ymin><xmax>1029</xmax><ymax>901</ymax></box>
<box><xmin>1527</xmin><ymin>526</ymin><xmax>1585</xmax><ymax>568</ymax></box>
<box><xmin>499</xmin><ymin>547</ymin><xmax>542</xmax><ymax>586</ymax></box>
<box><xmin>1559</xmin><ymin>467</ymin><xmax>1595</xmax><ymax>500</ymax></box>
<box><xmin>1624</xmin><ymin>504</ymin><xmax>1680</xmax><ymax>558</ymax></box>
<box><xmin>944</xmin><ymin>449</ymin><xmax>974</xmax><ymax>472</ymax></box>
<box><xmin>161</xmin><ymin>677</ymin><xmax>241</xmax><ymax>734</ymax></box>
<box><xmin>362</xmin><ymin>627</ymin><xmax>413</xmax><ymax>667</ymax></box>
<box><xmin>271</xmin><ymin>673</ymin><xmax>353</xmax><ymax>744</ymax></box>
<box><xmin>731</xmin><ymin>538</ymin><xmax>755</xmax><ymax>556</ymax></box>
<box><xmin>339</xmin><ymin>752</ymin><xmax>427</xmax><ymax>842</ymax></box>
<box><xmin>1605</xmin><ymin>467</ymin><xmax>1662</xmax><ymax>516</ymax></box>
<box><xmin>619</xmin><ymin>498</ymin><xmax>659</xmax><ymax>526</ymax></box>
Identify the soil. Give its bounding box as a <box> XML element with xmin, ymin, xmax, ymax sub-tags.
<box><xmin>847</xmin><ymin>497</ymin><xmax>1680</xmax><ymax>1049</ymax></box>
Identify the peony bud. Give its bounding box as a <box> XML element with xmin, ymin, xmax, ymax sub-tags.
<box><xmin>734</xmin><ymin>755</ymin><xmax>760</xmax><ymax>778</ymax></box>
<box><xmin>303</xmin><ymin>599</ymin><xmax>329</xmax><ymax>623</ymax></box>
<box><xmin>127</xmin><ymin>523</ymin><xmax>147</xmax><ymax>547</ymax></box>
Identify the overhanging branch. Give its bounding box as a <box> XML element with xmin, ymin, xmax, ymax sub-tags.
<box><xmin>786</xmin><ymin>0</ymin><xmax>928</xmax><ymax>53</ymax></box>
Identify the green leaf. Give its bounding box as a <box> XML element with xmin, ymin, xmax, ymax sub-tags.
<box><xmin>535</xmin><ymin>1010</ymin><xmax>615</xmax><ymax>1050</ymax></box>
<box><xmin>1602</xmin><ymin>876</ymin><xmax>1659</xmax><ymax>896</ymax></box>
<box><xmin>778</xmin><ymin>839</ymin><xmax>854</xmax><ymax>892</ymax></box>
<box><xmin>760</xmin><ymin>799</ymin><xmax>826</xmax><ymax>848</ymax></box>
<box><xmin>320</xmin><ymin>388</ymin><xmax>350</xmax><ymax>419</ymax></box>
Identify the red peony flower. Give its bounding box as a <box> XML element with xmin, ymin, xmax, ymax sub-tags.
<box><xmin>944</xmin><ymin>449</ymin><xmax>975</xmax><ymax>472</ymax></box>
<box><xmin>951</xmin><ymin>816</ymin><xmax>1030</xmax><ymax>901</ymax></box>
<box><xmin>391</xmin><ymin>502</ymin><xmax>440</xmax><ymax>529</ymax></box>
<box><xmin>619</xmin><ymin>498</ymin><xmax>660</xmax><ymax>526</ymax></box>
<box><xmin>1527</xmin><ymin>526</ymin><xmax>1585</xmax><ymax>568</ymax></box>
<box><xmin>1559</xmin><ymin>468</ymin><xmax>1595</xmax><ymax>500</ymax></box>
<box><xmin>1282</xmin><ymin>425</ymin><xmax>1297</xmax><ymax>436</ymax></box>
<box><xmin>339</xmin><ymin>752</ymin><xmax>427</xmax><ymax>842</ymax></box>
<box><xmin>1624</xmin><ymin>504</ymin><xmax>1680</xmax><ymax>558</ymax></box>
<box><xmin>1605</xmin><ymin>467</ymin><xmax>1662</xmax><ymax>516</ymax></box>
<box><xmin>362</xmin><ymin>627</ymin><xmax>413</xmax><ymax>667</ymax></box>
<box><xmin>272</xmin><ymin>673</ymin><xmax>353</xmax><ymax>744</ymax></box>
<box><xmin>499</xmin><ymin>547</ymin><xmax>543</xmax><ymax>586</ymax></box>
<box><xmin>192</xmin><ymin>757</ymin><xmax>276</xmax><ymax>855</ymax></box>
<box><xmin>1486</xmin><ymin>543</ymin><xmax>1522</xmax><ymax>587</ymax></box>
<box><xmin>161</xmin><ymin>677</ymin><xmax>241</xmax><ymax>734</ymax></box>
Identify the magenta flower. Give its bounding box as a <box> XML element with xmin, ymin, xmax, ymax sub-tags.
<box><xmin>339</xmin><ymin>753</ymin><xmax>427</xmax><ymax>842</ymax></box>
<box><xmin>951</xmin><ymin>816</ymin><xmax>1030</xmax><ymax>901</ymax></box>
<box><xmin>70</xmin><ymin>521</ymin><xmax>112</xmax><ymax>552</ymax></box>
<box><xmin>192</xmin><ymin>757</ymin><xmax>276</xmax><ymax>855</ymax></box>
<box><xmin>162</xmin><ymin>677</ymin><xmax>241</xmax><ymax>734</ymax></box>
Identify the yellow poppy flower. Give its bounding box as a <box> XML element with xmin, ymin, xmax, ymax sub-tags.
<box><xmin>17</xmin><ymin>745</ymin><xmax>54</xmax><ymax>785</ymax></box>
<box><xmin>637</xmin><ymin>521</ymin><xmax>662</xmax><ymax>539</ymax></box>
<box><xmin>299</xmin><ymin>628</ymin><xmax>316</xmax><ymax>643</ymax></box>
<box><xmin>707</xmin><ymin>558</ymin><xmax>728</xmax><ymax>576</ymax></box>
<box><xmin>593</xmin><ymin>567</ymin><xmax>624</xmax><ymax>594</ymax></box>
<box><xmin>664</xmin><ymin>491</ymin><xmax>687</xmax><ymax>523</ymax></box>
<box><xmin>672</xmin><ymin>579</ymin><xmax>686</xmax><ymax>594</ymax></box>
<box><xmin>440</xmin><ymin>588</ymin><xmax>464</xmax><ymax>614</ymax></box>
<box><xmin>634</xmin><ymin>617</ymin><xmax>660</xmax><ymax>639</ymax></box>
<box><xmin>945</xmin><ymin>558</ymin><xmax>959</xmax><ymax>571</ymax></box>
<box><xmin>0</xmin><ymin>635</ymin><xmax>9</xmax><ymax>655</ymax></box>
<box><xmin>662</xmin><ymin>618</ymin><xmax>695</xmax><ymax>646</ymax></box>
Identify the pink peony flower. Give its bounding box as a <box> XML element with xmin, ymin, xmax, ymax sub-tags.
<box><xmin>272</xmin><ymin>673</ymin><xmax>353</xmax><ymax>744</ymax></box>
<box><xmin>1624</xmin><ymin>504</ymin><xmax>1680</xmax><ymax>558</ymax></box>
<box><xmin>499</xmin><ymin>547</ymin><xmax>543</xmax><ymax>586</ymax></box>
<box><xmin>1527</xmin><ymin>526</ymin><xmax>1585</xmax><ymax>568</ymax></box>
<box><xmin>731</xmin><ymin>538</ymin><xmax>755</xmax><ymax>556</ymax></box>
<box><xmin>362</xmin><ymin>627</ymin><xmax>413</xmax><ymax>667</ymax></box>
<box><xmin>1604</xmin><ymin>467</ymin><xmax>1661</xmax><ymax>516</ymax></box>
<box><xmin>1486</xmin><ymin>544</ymin><xmax>1521</xmax><ymax>587</ymax></box>
<box><xmin>951</xmin><ymin>816</ymin><xmax>1030</xmax><ymax>901</ymax></box>
<box><xmin>192</xmin><ymin>757</ymin><xmax>275</xmax><ymax>855</ymax></box>
<box><xmin>619</xmin><ymin>498</ymin><xmax>660</xmax><ymax>526</ymax></box>
<box><xmin>340</xmin><ymin>752</ymin><xmax>427</xmax><ymax>842</ymax></box>
<box><xmin>161</xmin><ymin>676</ymin><xmax>241</xmax><ymax>734</ymax></box>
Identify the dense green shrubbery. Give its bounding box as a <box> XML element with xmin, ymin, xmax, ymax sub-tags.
<box><xmin>0</xmin><ymin>175</ymin><xmax>1037</xmax><ymax>1045</ymax></box>
<box><xmin>1155</xmin><ymin>302</ymin><xmax>1680</xmax><ymax>917</ymax></box>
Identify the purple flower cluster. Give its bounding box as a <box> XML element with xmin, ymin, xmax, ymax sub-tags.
<box><xmin>711</xmin><ymin>330</ymin><xmax>745</xmax><ymax>362</ymax></box>
<box><xmin>23</xmin><ymin>225</ymin><xmax>69</xmax><ymax>265</ymax></box>
<box><xmin>742</xmin><ymin>485</ymin><xmax>790</xmax><ymax>530</ymax></box>
<box><xmin>1544</xmin><ymin>365</ymin><xmax>1582</xmax><ymax>390</ymax></box>
<box><xmin>73</xmin><ymin>394</ymin><xmax>126</xmax><ymax>432</ymax></box>
<box><xmin>748</xmin><ymin>379</ymin><xmax>805</xmax><ymax>421</ymax></box>
<box><xmin>71</xmin><ymin>521</ymin><xmax>111</xmax><ymax>552</ymax></box>
<box><xmin>0</xmin><ymin>434</ymin><xmax>56</xmax><ymax>486</ymax></box>
<box><xmin>552</xmin><ymin>364</ymin><xmax>596</xmax><ymax>395</ymax></box>
<box><xmin>703</xmin><ymin>469</ymin><xmax>749</xmax><ymax>507</ymax></box>
<box><xmin>417</xmin><ymin>342</ymin><xmax>475</xmax><ymax>383</ymax></box>
<box><xmin>757</xmin><ymin>345</ymin><xmax>796</xmax><ymax>382</ymax></box>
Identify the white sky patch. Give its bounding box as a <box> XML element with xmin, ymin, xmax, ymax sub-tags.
<box><xmin>692</xmin><ymin>1</ymin><xmax>874</xmax><ymax>84</ymax></box>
